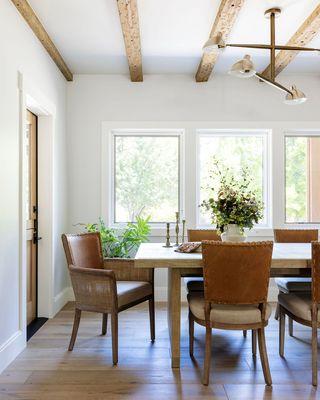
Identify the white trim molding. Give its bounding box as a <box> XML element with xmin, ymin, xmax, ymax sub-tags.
<box><xmin>53</xmin><ymin>287</ymin><xmax>74</xmax><ymax>316</ymax></box>
<box><xmin>100</xmin><ymin>121</ymin><xmax>320</xmax><ymax>238</ymax></box>
<box><xmin>101</xmin><ymin>123</ymin><xmax>185</xmax><ymax>230</ymax></box>
<box><xmin>195</xmin><ymin>128</ymin><xmax>272</xmax><ymax>229</ymax></box>
<box><xmin>0</xmin><ymin>331</ymin><xmax>25</xmax><ymax>374</ymax></box>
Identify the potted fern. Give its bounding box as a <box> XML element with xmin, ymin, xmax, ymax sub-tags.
<box><xmin>84</xmin><ymin>216</ymin><xmax>151</xmax><ymax>270</ymax></box>
<box><xmin>85</xmin><ymin>216</ymin><xmax>150</xmax><ymax>258</ymax></box>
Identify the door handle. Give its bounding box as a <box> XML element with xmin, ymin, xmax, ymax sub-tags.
<box><xmin>33</xmin><ymin>233</ymin><xmax>42</xmax><ymax>244</ymax></box>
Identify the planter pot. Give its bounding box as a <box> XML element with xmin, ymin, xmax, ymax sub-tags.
<box><xmin>104</xmin><ymin>257</ymin><xmax>153</xmax><ymax>282</ymax></box>
<box><xmin>221</xmin><ymin>224</ymin><xmax>247</xmax><ymax>242</ymax></box>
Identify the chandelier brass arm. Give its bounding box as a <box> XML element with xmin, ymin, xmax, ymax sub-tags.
<box><xmin>203</xmin><ymin>7</ymin><xmax>309</xmax><ymax>104</ymax></box>
<box><xmin>223</xmin><ymin>43</ymin><xmax>320</xmax><ymax>52</ymax></box>
<box><xmin>255</xmin><ymin>73</ymin><xmax>293</xmax><ymax>95</ymax></box>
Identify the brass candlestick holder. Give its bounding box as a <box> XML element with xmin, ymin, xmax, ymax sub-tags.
<box><xmin>163</xmin><ymin>222</ymin><xmax>172</xmax><ymax>248</ymax></box>
<box><xmin>174</xmin><ymin>212</ymin><xmax>180</xmax><ymax>246</ymax></box>
<box><xmin>181</xmin><ymin>219</ymin><xmax>186</xmax><ymax>243</ymax></box>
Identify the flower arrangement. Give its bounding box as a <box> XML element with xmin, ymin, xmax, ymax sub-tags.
<box><xmin>201</xmin><ymin>161</ymin><xmax>263</xmax><ymax>233</ymax></box>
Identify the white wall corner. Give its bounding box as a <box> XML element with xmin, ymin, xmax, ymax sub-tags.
<box><xmin>53</xmin><ymin>287</ymin><xmax>74</xmax><ymax>316</ymax></box>
<box><xmin>0</xmin><ymin>331</ymin><xmax>25</xmax><ymax>374</ymax></box>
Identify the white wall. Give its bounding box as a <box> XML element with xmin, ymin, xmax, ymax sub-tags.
<box><xmin>67</xmin><ymin>74</ymin><xmax>320</xmax><ymax>301</ymax></box>
<box><xmin>0</xmin><ymin>0</ymin><xmax>69</xmax><ymax>372</ymax></box>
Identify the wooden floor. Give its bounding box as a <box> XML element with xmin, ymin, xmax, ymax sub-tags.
<box><xmin>0</xmin><ymin>302</ymin><xmax>319</xmax><ymax>399</ymax></box>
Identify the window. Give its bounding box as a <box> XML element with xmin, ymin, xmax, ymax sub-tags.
<box><xmin>285</xmin><ymin>135</ymin><xmax>320</xmax><ymax>223</ymax></box>
<box><xmin>112</xmin><ymin>131</ymin><xmax>182</xmax><ymax>223</ymax></box>
<box><xmin>197</xmin><ymin>131</ymin><xmax>269</xmax><ymax>227</ymax></box>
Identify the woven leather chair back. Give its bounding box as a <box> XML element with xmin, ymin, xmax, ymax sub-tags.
<box><xmin>187</xmin><ymin>229</ymin><xmax>221</xmax><ymax>242</ymax></box>
<box><xmin>202</xmin><ymin>241</ymin><xmax>273</xmax><ymax>305</ymax></box>
<box><xmin>274</xmin><ymin>229</ymin><xmax>318</xmax><ymax>243</ymax></box>
<box><xmin>62</xmin><ymin>232</ymin><xmax>104</xmax><ymax>269</ymax></box>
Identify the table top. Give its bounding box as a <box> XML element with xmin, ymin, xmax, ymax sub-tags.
<box><xmin>134</xmin><ymin>242</ymin><xmax>311</xmax><ymax>269</ymax></box>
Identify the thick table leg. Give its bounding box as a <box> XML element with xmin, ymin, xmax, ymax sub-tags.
<box><xmin>167</xmin><ymin>268</ymin><xmax>181</xmax><ymax>368</ymax></box>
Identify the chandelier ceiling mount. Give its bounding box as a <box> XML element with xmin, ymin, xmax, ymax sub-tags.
<box><xmin>203</xmin><ymin>7</ymin><xmax>320</xmax><ymax>105</ymax></box>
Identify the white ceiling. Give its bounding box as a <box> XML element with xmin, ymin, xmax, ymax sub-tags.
<box><xmin>27</xmin><ymin>0</ymin><xmax>320</xmax><ymax>76</ymax></box>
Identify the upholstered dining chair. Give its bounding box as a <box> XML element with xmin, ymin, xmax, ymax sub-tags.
<box><xmin>188</xmin><ymin>241</ymin><xmax>273</xmax><ymax>386</ymax></box>
<box><xmin>61</xmin><ymin>232</ymin><xmax>155</xmax><ymax>365</ymax></box>
<box><xmin>278</xmin><ymin>241</ymin><xmax>320</xmax><ymax>386</ymax></box>
<box><xmin>274</xmin><ymin>229</ymin><xmax>318</xmax><ymax>336</ymax></box>
<box><xmin>183</xmin><ymin>229</ymin><xmax>249</xmax><ymax>340</ymax></box>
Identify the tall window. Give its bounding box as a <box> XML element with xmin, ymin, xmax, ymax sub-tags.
<box><xmin>197</xmin><ymin>131</ymin><xmax>269</xmax><ymax>226</ymax></box>
<box><xmin>285</xmin><ymin>135</ymin><xmax>320</xmax><ymax>223</ymax></box>
<box><xmin>112</xmin><ymin>131</ymin><xmax>182</xmax><ymax>223</ymax></box>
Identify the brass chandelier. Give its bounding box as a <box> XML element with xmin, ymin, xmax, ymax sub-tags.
<box><xmin>203</xmin><ymin>7</ymin><xmax>320</xmax><ymax>105</ymax></box>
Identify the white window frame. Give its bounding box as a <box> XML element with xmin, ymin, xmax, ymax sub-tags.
<box><xmin>284</xmin><ymin>130</ymin><xmax>320</xmax><ymax>226</ymax></box>
<box><xmin>106</xmin><ymin>128</ymin><xmax>185</xmax><ymax>228</ymax></box>
<box><xmin>196</xmin><ymin>129</ymin><xmax>272</xmax><ymax>230</ymax></box>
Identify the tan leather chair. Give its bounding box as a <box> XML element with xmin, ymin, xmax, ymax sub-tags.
<box><xmin>183</xmin><ymin>229</ymin><xmax>249</xmax><ymax>339</ymax></box>
<box><xmin>188</xmin><ymin>241</ymin><xmax>273</xmax><ymax>386</ymax></box>
<box><xmin>278</xmin><ymin>241</ymin><xmax>320</xmax><ymax>386</ymax></box>
<box><xmin>61</xmin><ymin>232</ymin><xmax>155</xmax><ymax>365</ymax></box>
<box><xmin>274</xmin><ymin>229</ymin><xmax>318</xmax><ymax>336</ymax></box>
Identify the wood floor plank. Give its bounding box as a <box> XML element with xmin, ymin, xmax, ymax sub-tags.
<box><xmin>224</xmin><ymin>384</ymin><xmax>320</xmax><ymax>400</ymax></box>
<box><xmin>0</xmin><ymin>302</ymin><xmax>319</xmax><ymax>399</ymax></box>
<box><xmin>0</xmin><ymin>383</ymin><xmax>227</xmax><ymax>400</ymax></box>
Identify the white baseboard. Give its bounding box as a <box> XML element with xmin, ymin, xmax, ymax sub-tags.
<box><xmin>53</xmin><ymin>287</ymin><xmax>74</xmax><ymax>316</ymax></box>
<box><xmin>0</xmin><ymin>330</ymin><xmax>25</xmax><ymax>374</ymax></box>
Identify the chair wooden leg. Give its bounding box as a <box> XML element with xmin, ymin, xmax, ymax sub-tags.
<box><xmin>189</xmin><ymin>310</ymin><xmax>194</xmax><ymax>357</ymax></box>
<box><xmin>274</xmin><ymin>303</ymin><xmax>279</xmax><ymax>321</ymax></box>
<box><xmin>243</xmin><ymin>330</ymin><xmax>247</xmax><ymax>338</ymax></box>
<box><xmin>203</xmin><ymin>324</ymin><xmax>212</xmax><ymax>386</ymax></box>
<box><xmin>149</xmin><ymin>296</ymin><xmax>155</xmax><ymax>342</ymax></box>
<box><xmin>312</xmin><ymin>319</ymin><xmax>318</xmax><ymax>386</ymax></box>
<box><xmin>279</xmin><ymin>305</ymin><xmax>285</xmax><ymax>357</ymax></box>
<box><xmin>257</xmin><ymin>327</ymin><xmax>272</xmax><ymax>386</ymax></box>
<box><xmin>68</xmin><ymin>308</ymin><xmax>81</xmax><ymax>351</ymax></box>
<box><xmin>111</xmin><ymin>313</ymin><xmax>118</xmax><ymax>365</ymax></box>
<box><xmin>288</xmin><ymin>317</ymin><xmax>293</xmax><ymax>337</ymax></box>
<box><xmin>252</xmin><ymin>330</ymin><xmax>257</xmax><ymax>357</ymax></box>
<box><xmin>102</xmin><ymin>313</ymin><xmax>108</xmax><ymax>335</ymax></box>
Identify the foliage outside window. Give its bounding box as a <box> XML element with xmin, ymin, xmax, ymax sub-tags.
<box><xmin>198</xmin><ymin>132</ymin><xmax>267</xmax><ymax>226</ymax></box>
<box><xmin>285</xmin><ymin>136</ymin><xmax>320</xmax><ymax>223</ymax></box>
<box><xmin>114</xmin><ymin>134</ymin><xmax>180</xmax><ymax>223</ymax></box>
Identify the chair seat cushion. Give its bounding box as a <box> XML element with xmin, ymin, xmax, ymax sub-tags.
<box><xmin>117</xmin><ymin>281</ymin><xmax>152</xmax><ymax>308</ymax></box>
<box><xmin>278</xmin><ymin>292</ymin><xmax>317</xmax><ymax>322</ymax></box>
<box><xmin>188</xmin><ymin>293</ymin><xmax>272</xmax><ymax>325</ymax></box>
<box><xmin>275</xmin><ymin>278</ymin><xmax>311</xmax><ymax>293</ymax></box>
<box><xmin>184</xmin><ymin>277</ymin><xmax>204</xmax><ymax>292</ymax></box>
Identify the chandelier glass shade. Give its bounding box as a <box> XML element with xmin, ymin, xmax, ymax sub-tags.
<box><xmin>202</xmin><ymin>7</ymin><xmax>320</xmax><ymax>105</ymax></box>
<box><xmin>284</xmin><ymin>85</ymin><xmax>307</xmax><ymax>105</ymax></box>
<box><xmin>202</xmin><ymin>33</ymin><xmax>225</xmax><ymax>53</ymax></box>
<box><xmin>228</xmin><ymin>55</ymin><xmax>256</xmax><ymax>78</ymax></box>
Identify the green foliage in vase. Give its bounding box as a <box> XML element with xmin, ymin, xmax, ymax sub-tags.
<box><xmin>200</xmin><ymin>160</ymin><xmax>263</xmax><ymax>233</ymax></box>
<box><xmin>85</xmin><ymin>216</ymin><xmax>151</xmax><ymax>258</ymax></box>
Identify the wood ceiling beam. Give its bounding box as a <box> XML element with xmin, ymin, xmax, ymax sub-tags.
<box><xmin>195</xmin><ymin>0</ymin><xmax>245</xmax><ymax>82</ymax></box>
<box><xmin>10</xmin><ymin>0</ymin><xmax>73</xmax><ymax>81</ymax></box>
<box><xmin>261</xmin><ymin>5</ymin><xmax>320</xmax><ymax>78</ymax></box>
<box><xmin>116</xmin><ymin>0</ymin><xmax>143</xmax><ymax>82</ymax></box>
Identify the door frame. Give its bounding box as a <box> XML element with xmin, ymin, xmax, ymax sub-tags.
<box><xmin>18</xmin><ymin>72</ymin><xmax>56</xmax><ymax>336</ymax></box>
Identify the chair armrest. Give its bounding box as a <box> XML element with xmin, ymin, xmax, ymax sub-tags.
<box><xmin>68</xmin><ymin>265</ymin><xmax>117</xmax><ymax>313</ymax></box>
<box><xmin>104</xmin><ymin>259</ymin><xmax>153</xmax><ymax>283</ymax></box>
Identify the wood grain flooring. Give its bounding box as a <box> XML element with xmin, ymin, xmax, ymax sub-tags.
<box><xmin>0</xmin><ymin>302</ymin><xmax>319</xmax><ymax>399</ymax></box>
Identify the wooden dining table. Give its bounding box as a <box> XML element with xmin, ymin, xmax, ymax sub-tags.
<box><xmin>134</xmin><ymin>242</ymin><xmax>312</xmax><ymax>369</ymax></box>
